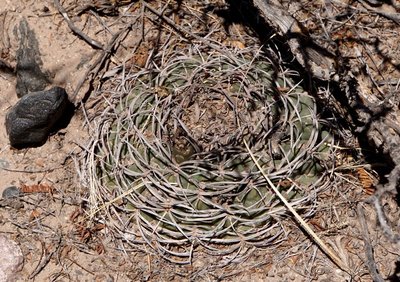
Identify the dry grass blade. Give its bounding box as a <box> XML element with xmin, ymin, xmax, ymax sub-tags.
<box><xmin>244</xmin><ymin>140</ymin><xmax>350</xmax><ymax>273</ymax></box>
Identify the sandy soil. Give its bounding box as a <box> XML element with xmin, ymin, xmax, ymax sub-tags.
<box><xmin>0</xmin><ymin>0</ymin><xmax>399</xmax><ymax>281</ymax></box>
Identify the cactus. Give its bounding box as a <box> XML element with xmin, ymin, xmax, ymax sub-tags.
<box><xmin>83</xmin><ymin>41</ymin><xmax>335</xmax><ymax>262</ymax></box>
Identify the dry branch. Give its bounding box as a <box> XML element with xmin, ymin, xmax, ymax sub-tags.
<box><xmin>251</xmin><ymin>0</ymin><xmax>336</xmax><ymax>80</ymax></box>
<box><xmin>357</xmin><ymin>203</ymin><xmax>385</xmax><ymax>282</ymax></box>
<box><xmin>53</xmin><ymin>0</ymin><xmax>104</xmax><ymax>49</ymax></box>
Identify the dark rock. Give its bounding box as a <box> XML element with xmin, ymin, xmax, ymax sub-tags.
<box><xmin>0</xmin><ymin>186</ymin><xmax>23</xmax><ymax>209</ymax></box>
<box><xmin>15</xmin><ymin>18</ymin><xmax>50</xmax><ymax>98</ymax></box>
<box><xmin>5</xmin><ymin>87</ymin><xmax>73</xmax><ymax>148</ymax></box>
<box><xmin>2</xmin><ymin>186</ymin><xmax>20</xmax><ymax>199</ymax></box>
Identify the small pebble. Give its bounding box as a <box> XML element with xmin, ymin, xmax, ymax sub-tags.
<box><xmin>2</xmin><ymin>186</ymin><xmax>21</xmax><ymax>199</ymax></box>
<box><xmin>0</xmin><ymin>159</ymin><xmax>9</xmax><ymax>170</ymax></box>
<box><xmin>0</xmin><ymin>235</ymin><xmax>24</xmax><ymax>281</ymax></box>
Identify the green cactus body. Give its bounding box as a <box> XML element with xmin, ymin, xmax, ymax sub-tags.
<box><xmin>87</xmin><ymin>42</ymin><xmax>336</xmax><ymax>258</ymax></box>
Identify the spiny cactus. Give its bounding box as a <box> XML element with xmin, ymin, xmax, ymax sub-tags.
<box><xmin>83</xmin><ymin>40</ymin><xmax>335</xmax><ymax>263</ymax></box>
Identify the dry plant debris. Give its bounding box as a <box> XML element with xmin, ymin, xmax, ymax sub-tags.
<box><xmin>76</xmin><ymin>0</ymin><xmax>353</xmax><ymax>272</ymax></box>
<box><xmin>1</xmin><ymin>0</ymin><xmax>399</xmax><ymax>280</ymax></box>
<box><xmin>265</xmin><ymin>0</ymin><xmax>400</xmax><ymax>280</ymax></box>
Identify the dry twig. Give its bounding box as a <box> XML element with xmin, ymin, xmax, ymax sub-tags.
<box><xmin>72</xmin><ymin>19</ymin><xmax>139</xmax><ymax>105</ymax></box>
<box><xmin>29</xmin><ymin>237</ymin><xmax>62</xmax><ymax>279</ymax></box>
<box><xmin>244</xmin><ymin>140</ymin><xmax>350</xmax><ymax>273</ymax></box>
<box><xmin>357</xmin><ymin>203</ymin><xmax>385</xmax><ymax>282</ymax></box>
<box><xmin>53</xmin><ymin>0</ymin><xmax>104</xmax><ymax>49</ymax></box>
